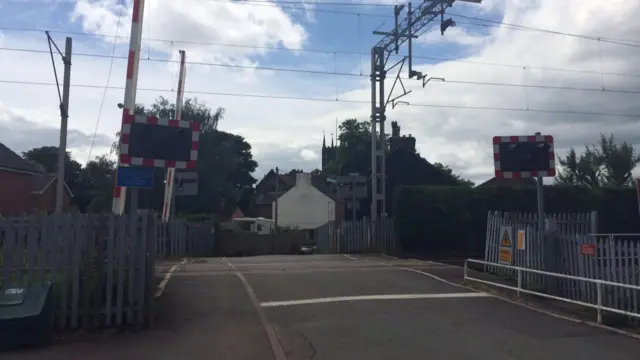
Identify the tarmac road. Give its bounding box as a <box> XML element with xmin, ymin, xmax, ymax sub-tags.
<box><xmin>7</xmin><ymin>254</ymin><xmax>640</xmax><ymax>360</ymax></box>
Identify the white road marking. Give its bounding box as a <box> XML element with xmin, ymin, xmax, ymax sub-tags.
<box><xmin>260</xmin><ymin>292</ymin><xmax>490</xmax><ymax>307</ymax></box>
<box><xmin>374</xmin><ymin>259</ymin><xmax>640</xmax><ymax>340</ymax></box>
<box><xmin>343</xmin><ymin>254</ymin><xmax>358</xmax><ymax>261</ymax></box>
<box><xmin>154</xmin><ymin>258</ymin><xmax>188</xmax><ymax>298</ymax></box>
<box><xmin>224</xmin><ymin>257</ymin><xmax>287</xmax><ymax>360</ymax></box>
<box><xmin>231</xmin><ymin>261</ymin><xmax>364</xmax><ymax>267</ymax></box>
<box><xmin>375</xmin><ymin>260</ymin><xmax>470</xmax><ymax>290</ymax></box>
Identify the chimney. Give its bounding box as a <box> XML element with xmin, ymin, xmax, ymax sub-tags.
<box><xmin>295</xmin><ymin>172</ymin><xmax>312</xmax><ymax>187</ymax></box>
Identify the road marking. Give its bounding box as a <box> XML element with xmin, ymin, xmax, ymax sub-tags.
<box><xmin>374</xmin><ymin>258</ymin><xmax>640</xmax><ymax>340</ymax></box>
<box><xmin>231</xmin><ymin>261</ymin><xmax>364</xmax><ymax>267</ymax></box>
<box><xmin>224</xmin><ymin>258</ymin><xmax>287</xmax><ymax>360</ymax></box>
<box><xmin>154</xmin><ymin>258</ymin><xmax>188</xmax><ymax>298</ymax></box>
<box><xmin>343</xmin><ymin>254</ymin><xmax>358</xmax><ymax>260</ymax></box>
<box><xmin>260</xmin><ymin>292</ymin><xmax>490</xmax><ymax>307</ymax></box>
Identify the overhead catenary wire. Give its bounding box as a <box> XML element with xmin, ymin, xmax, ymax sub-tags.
<box><xmin>2</xmin><ymin>47</ymin><xmax>640</xmax><ymax>95</ymax></box>
<box><xmin>2</xmin><ymin>79</ymin><xmax>639</xmax><ymax>119</ymax></box>
<box><xmin>2</xmin><ymin>4</ymin><xmax>640</xmax><ymax>47</ymax></box>
<box><xmin>2</xmin><ymin>25</ymin><xmax>640</xmax><ymax>79</ymax></box>
<box><xmin>86</xmin><ymin>0</ymin><xmax>126</xmax><ymax>163</ymax></box>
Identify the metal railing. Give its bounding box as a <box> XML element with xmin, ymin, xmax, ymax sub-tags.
<box><xmin>464</xmin><ymin>259</ymin><xmax>640</xmax><ymax>324</ymax></box>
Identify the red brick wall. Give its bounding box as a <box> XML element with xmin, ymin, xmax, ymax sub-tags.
<box><xmin>0</xmin><ymin>171</ymin><xmax>72</xmax><ymax>216</ymax></box>
<box><xmin>0</xmin><ymin>170</ymin><xmax>33</xmax><ymax>216</ymax></box>
<box><xmin>32</xmin><ymin>179</ymin><xmax>72</xmax><ymax>213</ymax></box>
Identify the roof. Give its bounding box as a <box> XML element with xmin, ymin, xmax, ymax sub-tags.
<box><xmin>0</xmin><ymin>142</ymin><xmax>42</xmax><ymax>174</ymax></box>
<box><xmin>256</xmin><ymin>171</ymin><xmax>341</xmax><ymax>204</ymax></box>
<box><xmin>31</xmin><ymin>173</ymin><xmax>74</xmax><ymax>197</ymax></box>
<box><xmin>311</xmin><ymin>175</ymin><xmax>341</xmax><ymax>202</ymax></box>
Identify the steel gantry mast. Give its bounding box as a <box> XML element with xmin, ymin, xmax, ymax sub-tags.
<box><xmin>369</xmin><ymin>0</ymin><xmax>481</xmax><ymax>225</ymax></box>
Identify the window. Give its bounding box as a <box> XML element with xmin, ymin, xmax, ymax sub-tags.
<box><xmin>257</xmin><ymin>224</ymin><xmax>263</xmax><ymax>232</ymax></box>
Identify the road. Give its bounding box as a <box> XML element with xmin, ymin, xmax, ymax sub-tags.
<box><xmin>9</xmin><ymin>254</ymin><xmax>640</xmax><ymax>360</ymax></box>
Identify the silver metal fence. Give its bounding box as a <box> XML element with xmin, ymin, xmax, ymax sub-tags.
<box><xmin>484</xmin><ymin>211</ymin><xmax>596</xmax><ymax>289</ymax></box>
<box><xmin>315</xmin><ymin>216</ymin><xmax>396</xmax><ymax>255</ymax></box>
<box><xmin>465</xmin><ymin>258</ymin><xmax>640</xmax><ymax>324</ymax></box>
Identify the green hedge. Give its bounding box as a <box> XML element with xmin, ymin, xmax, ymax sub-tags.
<box><xmin>393</xmin><ymin>185</ymin><xmax>640</xmax><ymax>257</ymax></box>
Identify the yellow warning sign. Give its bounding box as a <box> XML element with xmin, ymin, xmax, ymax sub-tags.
<box><xmin>500</xmin><ymin>230</ymin><xmax>512</xmax><ymax>247</ymax></box>
<box><xmin>499</xmin><ymin>248</ymin><xmax>512</xmax><ymax>264</ymax></box>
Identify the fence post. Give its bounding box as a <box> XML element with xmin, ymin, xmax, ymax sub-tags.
<box><xmin>589</xmin><ymin>211</ymin><xmax>598</xmax><ymax>234</ymax></box>
<box><xmin>463</xmin><ymin>259</ymin><xmax>468</xmax><ymax>284</ymax></box>
<box><xmin>517</xmin><ymin>268</ymin><xmax>522</xmax><ymax>297</ymax></box>
<box><xmin>596</xmin><ymin>281</ymin><xmax>603</xmax><ymax>324</ymax></box>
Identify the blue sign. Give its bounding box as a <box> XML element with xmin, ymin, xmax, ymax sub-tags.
<box><xmin>117</xmin><ymin>166</ymin><xmax>154</xmax><ymax>188</ymax></box>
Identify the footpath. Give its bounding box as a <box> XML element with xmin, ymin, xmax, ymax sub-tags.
<box><xmin>4</xmin><ymin>260</ymin><xmax>272</xmax><ymax>360</ymax></box>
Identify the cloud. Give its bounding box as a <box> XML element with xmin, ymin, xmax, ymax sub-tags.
<box><xmin>1</xmin><ymin>0</ymin><xmax>640</xmax><ymax>188</ymax></box>
<box><xmin>0</xmin><ymin>101</ymin><xmax>114</xmax><ymax>162</ymax></box>
<box><xmin>300</xmin><ymin>148</ymin><xmax>319</xmax><ymax>161</ymax></box>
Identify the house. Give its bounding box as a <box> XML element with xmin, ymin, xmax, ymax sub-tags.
<box><xmin>272</xmin><ymin>172</ymin><xmax>344</xmax><ymax>230</ymax></box>
<box><xmin>253</xmin><ymin>169</ymin><xmax>296</xmax><ymax>219</ymax></box>
<box><xmin>0</xmin><ymin>142</ymin><xmax>74</xmax><ymax>215</ymax></box>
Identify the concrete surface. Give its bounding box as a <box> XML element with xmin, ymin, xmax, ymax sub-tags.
<box><xmin>4</xmin><ymin>254</ymin><xmax>639</xmax><ymax>360</ymax></box>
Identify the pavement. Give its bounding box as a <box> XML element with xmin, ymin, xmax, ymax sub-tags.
<box><xmin>5</xmin><ymin>254</ymin><xmax>640</xmax><ymax>360</ymax></box>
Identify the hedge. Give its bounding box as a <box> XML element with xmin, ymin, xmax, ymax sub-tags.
<box><xmin>393</xmin><ymin>185</ymin><xmax>640</xmax><ymax>257</ymax></box>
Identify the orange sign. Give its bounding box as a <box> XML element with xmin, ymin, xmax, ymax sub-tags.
<box><xmin>581</xmin><ymin>244</ymin><xmax>596</xmax><ymax>256</ymax></box>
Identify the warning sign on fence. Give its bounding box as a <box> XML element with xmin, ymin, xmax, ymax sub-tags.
<box><xmin>498</xmin><ymin>226</ymin><xmax>513</xmax><ymax>265</ymax></box>
<box><xmin>500</xmin><ymin>229</ymin><xmax>512</xmax><ymax>247</ymax></box>
<box><xmin>517</xmin><ymin>230</ymin><xmax>525</xmax><ymax>250</ymax></box>
<box><xmin>499</xmin><ymin>248</ymin><xmax>512</xmax><ymax>264</ymax></box>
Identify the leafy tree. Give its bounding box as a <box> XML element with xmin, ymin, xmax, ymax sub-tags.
<box><xmin>556</xmin><ymin>133</ymin><xmax>640</xmax><ymax>187</ymax></box>
<box><xmin>433</xmin><ymin>162</ymin><xmax>475</xmax><ymax>187</ymax></box>
<box><xmin>333</xmin><ymin>118</ymin><xmax>374</xmax><ymax>175</ymax></box>
<box><xmin>22</xmin><ymin>146</ymin><xmax>82</xmax><ymax>185</ymax></box>
<box><xmin>80</xmin><ymin>155</ymin><xmax>117</xmax><ymax>213</ymax></box>
<box><xmin>22</xmin><ymin>146</ymin><xmax>86</xmax><ymax>206</ymax></box>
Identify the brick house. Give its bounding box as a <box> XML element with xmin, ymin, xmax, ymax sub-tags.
<box><xmin>0</xmin><ymin>142</ymin><xmax>73</xmax><ymax>216</ymax></box>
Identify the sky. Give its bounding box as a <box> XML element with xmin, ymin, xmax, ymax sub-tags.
<box><xmin>0</xmin><ymin>0</ymin><xmax>639</xmax><ymax>185</ymax></box>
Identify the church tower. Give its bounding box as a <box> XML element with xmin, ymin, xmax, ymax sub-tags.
<box><xmin>321</xmin><ymin>133</ymin><xmax>337</xmax><ymax>169</ymax></box>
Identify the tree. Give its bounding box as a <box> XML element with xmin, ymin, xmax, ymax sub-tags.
<box><xmin>332</xmin><ymin>118</ymin><xmax>373</xmax><ymax>175</ymax></box>
<box><xmin>22</xmin><ymin>146</ymin><xmax>82</xmax><ymax>184</ymax></box>
<box><xmin>22</xmin><ymin>146</ymin><xmax>85</xmax><ymax>205</ymax></box>
<box><xmin>556</xmin><ymin>133</ymin><xmax>640</xmax><ymax>187</ymax></box>
<box><xmin>433</xmin><ymin>162</ymin><xmax>475</xmax><ymax>187</ymax></box>
<box><xmin>80</xmin><ymin>155</ymin><xmax>117</xmax><ymax>213</ymax></box>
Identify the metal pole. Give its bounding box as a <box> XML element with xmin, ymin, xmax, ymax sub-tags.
<box><xmin>275</xmin><ymin>167</ymin><xmax>279</xmax><ymax>226</ymax></box>
<box><xmin>352</xmin><ymin>179</ymin><xmax>357</xmax><ymax>222</ymax></box>
<box><xmin>162</xmin><ymin>50</ymin><xmax>186</xmax><ymax>222</ymax></box>
<box><xmin>535</xmin><ymin>132</ymin><xmax>545</xmax><ymax>243</ymax></box>
<box><xmin>378</xmin><ymin>50</ymin><xmax>386</xmax><ymax>218</ymax></box>
<box><xmin>55</xmin><ymin>37</ymin><xmax>72</xmax><ymax>214</ymax></box>
<box><xmin>171</xmin><ymin>177</ymin><xmax>178</xmax><ymax>219</ymax></box>
<box><xmin>112</xmin><ymin>0</ymin><xmax>146</xmax><ymax>215</ymax></box>
<box><xmin>370</xmin><ymin>48</ymin><xmax>378</xmax><ymax>222</ymax></box>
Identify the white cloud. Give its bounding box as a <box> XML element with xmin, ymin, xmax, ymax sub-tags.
<box><xmin>1</xmin><ymin>0</ymin><xmax>640</xmax><ymax>188</ymax></box>
<box><xmin>300</xmin><ymin>148</ymin><xmax>319</xmax><ymax>161</ymax></box>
